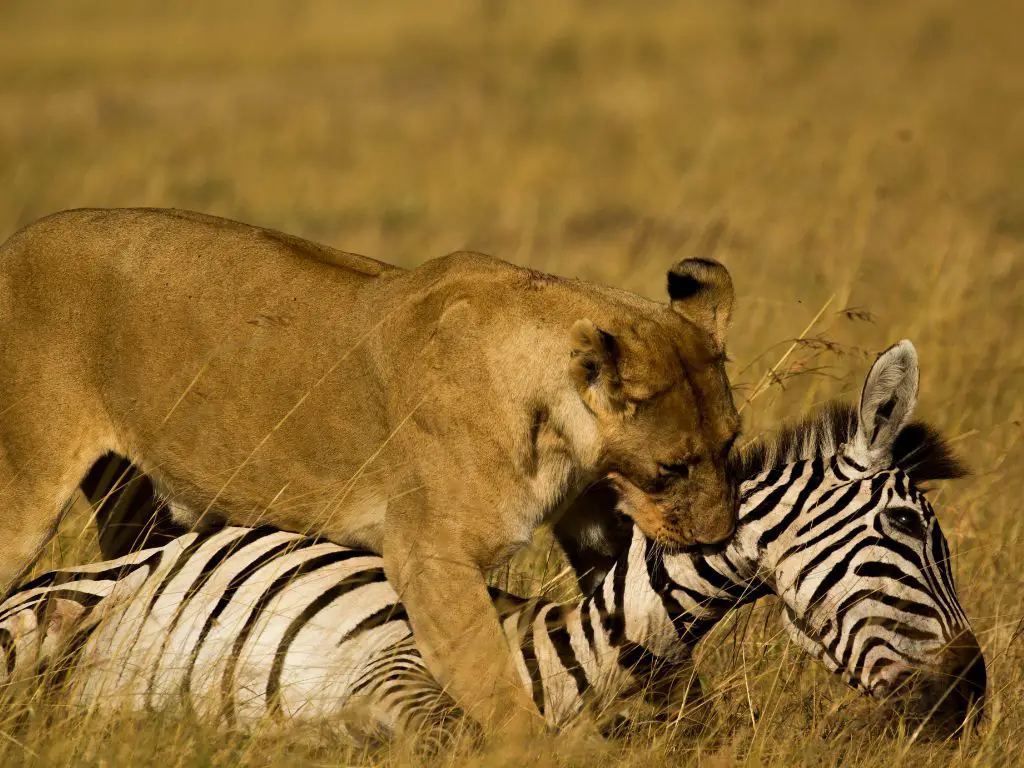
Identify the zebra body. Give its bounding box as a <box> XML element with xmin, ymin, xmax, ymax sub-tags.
<box><xmin>0</xmin><ymin>525</ymin><xmax>707</xmax><ymax>739</ymax></box>
<box><xmin>0</xmin><ymin>340</ymin><xmax>985</xmax><ymax>740</ymax></box>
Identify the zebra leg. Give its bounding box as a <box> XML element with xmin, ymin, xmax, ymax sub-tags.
<box><xmin>81</xmin><ymin>453</ymin><xmax>186</xmax><ymax>560</ymax></box>
<box><xmin>597</xmin><ymin>659</ymin><xmax>712</xmax><ymax>741</ymax></box>
<box><xmin>650</xmin><ymin>662</ymin><xmax>715</xmax><ymax>737</ymax></box>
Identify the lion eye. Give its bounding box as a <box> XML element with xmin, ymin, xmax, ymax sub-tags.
<box><xmin>657</xmin><ymin>462</ymin><xmax>691</xmax><ymax>481</ymax></box>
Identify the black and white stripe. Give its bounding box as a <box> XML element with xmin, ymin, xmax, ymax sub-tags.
<box><xmin>0</xmin><ymin>340</ymin><xmax>983</xmax><ymax>740</ymax></box>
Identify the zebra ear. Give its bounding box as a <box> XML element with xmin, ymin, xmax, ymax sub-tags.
<box><xmin>849</xmin><ymin>340</ymin><xmax>919</xmax><ymax>468</ymax></box>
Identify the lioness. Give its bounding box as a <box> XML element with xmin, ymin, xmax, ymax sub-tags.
<box><xmin>0</xmin><ymin>208</ymin><xmax>740</xmax><ymax>736</ymax></box>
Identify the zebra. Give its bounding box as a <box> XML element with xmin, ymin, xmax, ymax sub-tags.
<box><xmin>0</xmin><ymin>340</ymin><xmax>985</xmax><ymax>744</ymax></box>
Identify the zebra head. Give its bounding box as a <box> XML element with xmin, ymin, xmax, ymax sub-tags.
<box><xmin>722</xmin><ymin>340</ymin><xmax>984</xmax><ymax>735</ymax></box>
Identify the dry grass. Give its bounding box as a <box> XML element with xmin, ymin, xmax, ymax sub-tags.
<box><xmin>1</xmin><ymin>0</ymin><xmax>1022</xmax><ymax>765</ymax></box>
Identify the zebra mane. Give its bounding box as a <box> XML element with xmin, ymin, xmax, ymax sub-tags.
<box><xmin>737</xmin><ymin>400</ymin><xmax>968</xmax><ymax>483</ymax></box>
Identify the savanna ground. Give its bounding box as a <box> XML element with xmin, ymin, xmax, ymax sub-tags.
<box><xmin>0</xmin><ymin>0</ymin><xmax>1022</xmax><ymax>765</ymax></box>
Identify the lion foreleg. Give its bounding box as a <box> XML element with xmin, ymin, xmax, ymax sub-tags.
<box><xmin>382</xmin><ymin>495</ymin><xmax>546</xmax><ymax>739</ymax></box>
<box><xmin>0</xmin><ymin>437</ymin><xmax>111</xmax><ymax>591</ymax></box>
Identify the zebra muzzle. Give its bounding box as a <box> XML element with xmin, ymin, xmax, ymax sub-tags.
<box><xmin>902</xmin><ymin>629</ymin><xmax>986</xmax><ymax>737</ymax></box>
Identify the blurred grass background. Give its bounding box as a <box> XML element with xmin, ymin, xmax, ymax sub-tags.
<box><xmin>1</xmin><ymin>0</ymin><xmax>1022</xmax><ymax>765</ymax></box>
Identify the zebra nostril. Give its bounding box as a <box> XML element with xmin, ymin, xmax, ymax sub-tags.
<box><xmin>962</xmin><ymin>653</ymin><xmax>987</xmax><ymax>719</ymax></box>
<box><xmin>952</xmin><ymin>633</ymin><xmax>986</xmax><ymax>723</ymax></box>
<box><xmin>918</xmin><ymin>630</ymin><xmax>986</xmax><ymax>735</ymax></box>
<box><xmin>947</xmin><ymin>631</ymin><xmax>985</xmax><ymax>688</ymax></box>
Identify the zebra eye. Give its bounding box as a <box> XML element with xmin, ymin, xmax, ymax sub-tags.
<box><xmin>885</xmin><ymin>507</ymin><xmax>924</xmax><ymax>537</ymax></box>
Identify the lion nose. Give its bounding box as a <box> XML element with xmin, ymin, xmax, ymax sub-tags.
<box><xmin>691</xmin><ymin>500</ymin><xmax>737</xmax><ymax>544</ymax></box>
<box><xmin>692</xmin><ymin>478</ymin><xmax>739</xmax><ymax>545</ymax></box>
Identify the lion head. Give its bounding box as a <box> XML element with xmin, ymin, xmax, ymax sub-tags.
<box><xmin>569</xmin><ymin>258</ymin><xmax>740</xmax><ymax>547</ymax></box>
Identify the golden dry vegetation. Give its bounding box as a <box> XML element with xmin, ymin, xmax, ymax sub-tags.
<box><xmin>0</xmin><ymin>0</ymin><xmax>1022</xmax><ymax>765</ymax></box>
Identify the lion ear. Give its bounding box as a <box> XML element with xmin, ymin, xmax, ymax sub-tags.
<box><xmin>667</xmin><ymin>258</ymin><xmax>734</xmax><ymax>349</ymax></box>
<box><xmin>569</xmin><ymin>319</ymin><xmax>625</xmax><ymax>414</ymax></box>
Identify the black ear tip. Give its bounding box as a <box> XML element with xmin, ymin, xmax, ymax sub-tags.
<box><xmin>668</xmin><ymin>258</ymin><xmax>732</xmax><ymax>303</ymax></box>
<box><xmin>682</xmin><ymin>257</ymin><xmax>723</xmax><ymax>269</ymax></box>
<box><xmin>667</xmin><ymin>270</ymin><xmax>703</xmax><ymax>301</ymax></box>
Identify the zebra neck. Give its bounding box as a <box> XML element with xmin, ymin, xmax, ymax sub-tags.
<box><xmin>647</xmin><ymin>456</ymin><xmax>850</xmax><ymax>639</ymax></box>
<box><xmin>542</xmin><ymin>527</ymin><xmax>769</xmax><ymax>683</ymax></box>
<box><xmin>494</xmin><ymin>461</ymin><xmax>836</xmax><ymax>722</ymax></box>
<box><xmin>630</xmin><ymin>463</ymin><xmax>832</xmax><ymax>656</ymax></box>
<box><xmin>721</xmin><ymin>456</ymin><xmax>840</xmax><ymax>595</ymax></box>
<box><xmin>643</xmin><ymin>535</ymin><xmax>770</xmax><ymax>656</ymax></box>
<box><xmin>486</xmin><ymin>526</ymin><xmax>757</xmax><ymax>724</ymax></box>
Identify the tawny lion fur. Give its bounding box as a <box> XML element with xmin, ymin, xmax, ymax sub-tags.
<box><xmin>0</xmin><ymin>208</ymin><xmax>740</xmax><ymax>735</ymax></box>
